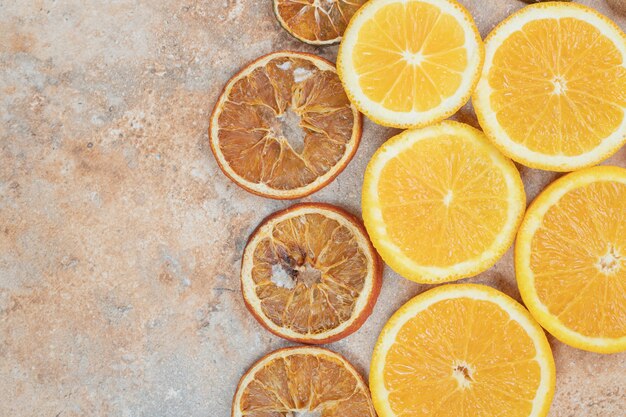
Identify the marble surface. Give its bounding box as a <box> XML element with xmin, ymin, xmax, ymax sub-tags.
<box><xmin>1</xmin><ymin>0</ymin><xmax>625</xmax><ymax>416</ymax></box>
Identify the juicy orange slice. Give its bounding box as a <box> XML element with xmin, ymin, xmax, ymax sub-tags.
<box><xmin>232</xmin><ymin>346</ymin><xmax>376</xmax><ymax>417</ymax></box>
<box><xmin>516</xmin><ymin>166</ymin><xmax>626</xmax><ymax>353</ymax></box>
<box><xmin>337</xmin><ymin>0</ymin><xmax>484</xmax><ymax>128</ymax></box>
<box><xmin>210</xmin><ymin>51</ymin><xmax>362</xmax><ymax>199</ymax></box>
<box><xmin>274</xmin><ymin>0</ymin><xmax>368</xmax><ymax>45</ymax></box>
<box><xmin>370</xmin><ymin>284</ymin><xmax>555</xmax><ymax>417</ymax></box>
<box><xmin>362</xmin><ymin>121</ymin><xmax>525</xmax><ymax>283</ymax></box>
<box><xmin>473</xmin><ymin>3</ymin><xmax>626</xmax><ymax>171</ymax></box>
<box><xmin>241</xmin><ymin>203</ymin><xmax>382</xmax><ymax>343</ymax></box>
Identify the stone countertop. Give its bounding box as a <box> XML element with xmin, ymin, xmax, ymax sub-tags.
<box><xmin>1</xmin><ymin>0</ymin><xmax>625</xmax><ymax>416</ymax></box>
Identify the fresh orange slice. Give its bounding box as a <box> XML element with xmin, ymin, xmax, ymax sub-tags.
<box><xmin>337</xmin><ymin>0</ymin><xmax>484</xmax><ymax>128</ymax></box>
<box><xmin>232</xmin><ymin>346</ymin><xmax>376</xmax><ymax>417</ymax></box>
<box><xmin>362</xmin><ymin>121</ymin><xmax>525</xmax><ymax>283</ymax></box>
<box><xmin>370</xmin><ymin>284</ymin><xmax>556</xmax><ymax>417</ymax></box>
<box><xmin>210</xmin><ymin>51</ymin><xmax>362</xmax><ymax>199</ymax></box>
<box><xmin>274</xmin><ymin>0</ymin><xmax>368</xmax><ymax>45</ymax></box>
<box><xmin>241</xmin><ymin>203</ymin><xmax>382</xmax><ymax>344</ymax></box>
<box><xmin>473</xmin><ymin>2</ymin><xmax>626</xmax><ymax>171</ymax></box>
<box><xmin>516</xmin><ymin>166</ymin><xmax>626</xmax><ymax>353</ymax></box>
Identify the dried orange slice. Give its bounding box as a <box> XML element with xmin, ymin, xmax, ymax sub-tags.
<box><xmin>232</xmin><ymin>346</ymin><xmax>376</xmax><ymax>417</ymax></box>
<box><xmin>274</xmin><ymin>0</ymin><xmax>368</xmax><ymax>45</ymax></box>
<box><xmin>210</xmin><ymin>51</ymin><xmax>362</xmax><ymax>199</ymax></box>
<box><xmin>241</xmin><ymin>203</ymin><xmax>382</xmax><ymax>344</ymax></box>
<box><xmin>370</xmin><ymin>284</ymin><xmax>556</xmax><ymax>417</ymax></box>
<box><xmin>473</xmin><ymin>3</ymin><xmax>626</xmax><ymax>171</ymax></box>
<box><xmin>362</xmin><ymin>121</ymin><xmax>525</xmax><ymax>283</ymax></box>
<box><xmin>516</xmin><ymin>166</ymin><xmax>626</xmax><ymax>353</ymax></box>
<box><xmin>337</xmin><ymin>0</ymin><xmax>484</xmax><ymax>128</ymax></box>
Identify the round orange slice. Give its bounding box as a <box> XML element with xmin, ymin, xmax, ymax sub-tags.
<box><xmin>362</xmin><ymin>121</ymin><xmax>525</xmax><ymax>284</ymax></box>
<box><xmin>337</xmin><ymin>0</ymin><xmax>484</xmax><ymax>128</ymax></box>
<box><xmin>370</xmin><ymin>284</ymin><xmax>556</xmax><ymax>417</ymax></box>
<box><xmin>473</xmin><ymin>2</ymin><xmax>626</xmax><ymax>171</ymax></box>
<box><xmin>232</xmin><ymin>346</ymin><xmax>376</xmax><ymax>417</ymax></box>
<box><xmin>210</xmin><ymin>51</ymin><xmax>362</xmax><ymax>199</ymax></box>
<box><xmin>241</xmin><ymin>203</ymin><xmax>382</xmax><ymax>344</ymax></box>
<box><xmin>516</xmin><ymin>166</ymin><xmax>626</xmax><ymax>353</ymax></box>
<box><xmin>274</xmin><ymin>0</ymin><xmax>368</xmax><ymax>45</ymax></box>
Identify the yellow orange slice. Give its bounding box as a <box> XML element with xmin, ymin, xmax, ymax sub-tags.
<box><xmin>241</xmin><ymin>203</ymin><xmax>382</xmax><ymax>344</ymax></box>
<box><xmin>210</xmin><ymin>51</ymin><xmax>362</xmax><ymax>199</ymax></box>
<box><xmin>362</xmin><ymin>121</ymin><xmax>525</xmax><ymax>283</ymax></box>
<box><xmin>473</xmin><ymin>3</ymin><xmax>626</xmax><ymax>171</ymax></box>
<box><xmin>516</xmin><ymin>166</ymin><xmax>626</xmax><ymax>353</ymax></box>
<box><xmin>370</xmin><ymin>284</ymin><xmax>556</xmax><ymax>417</ymax></box>
<box><xmin>274</xmin><ymin>0</ymin><xmax>368</xmax><ymax>45</ymax></box>
<box><xmin>337</xmin><ymin>0</ymin><xmax>484</xmax><ymax>128</ymax></box>
<box><xmin>232</xmin><ymin>346</ymin><xmax>376</xmax><ymax>417</ymax></box>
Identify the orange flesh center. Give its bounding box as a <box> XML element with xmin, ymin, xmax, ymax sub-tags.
<box><xmin>384</xmin><ymin>298</ymin><xmax>541</xmax><ymax>416</ymax></box>
<box><xmin>277</xmin><ymin>0</ymin><xmax>367</xmax><ymax>42</ymax></box>
<box><xmin>240</xmin><ymin>353</ymin><xmax>374</xmax><ymax>416</ymax></box>
<box><xmin>251</xmin><ymin>213</ymin><xmax>369</xmax><ymax>335</ymax></box>
<box><xmin>530</xmin><ymin>181</ymin><xmax>626</xmax><ymax>338</ymax></box>
<box><xmin>273</xmin><ymin>107</ymin><xmax>306</xmax><ymax>153</ymax></box>
<box><xmin>270</xmin><ymin>262</ymin><xmax>322</xmax><ymax>289</ymax></box>
<box><xmin>217</xmin><ymin>56</ymin><xmax>356</xmax><ymax>191</ymax></box>
<box><xmin>352</xmin><ymin>1</ymin><xmax>467</xmax><ymax>112</ymax></box>
<box><xmin>488</xmin><ymin>17</ymin><xmax>626</xmax><ymax>155</ymax></box>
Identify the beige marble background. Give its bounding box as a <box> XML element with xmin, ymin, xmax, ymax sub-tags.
<box><xmin>0</xmin><ymin>0</ymin><xmax>625</xmax><ymax>416</ymax></box>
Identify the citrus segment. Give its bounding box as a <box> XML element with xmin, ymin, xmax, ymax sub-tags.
<box><xmin>516</xmin><ymin>166</ymin><xmax>626</xmax><ymax>353</ymax></box>
<box><xmin>274</xmin><ymin>0</ymin><xmax>368</xmax><ymax>45</ymax></box>
<box><xmin>337</xmin><ymin>0</ymin><xmax>484</xmax><ymax>128</ymax></box>
<box><xmin>210</xmin><ymin>51</ymin><xmax>361</xmax><ymax>199</ymax></box>
<box><xmin>241</xmin><ymin>203</ymin><xmax>382</xmax><ymax>344</ymax></box>
<box><xmin>473</xmin><ymin>3</ymin><xmax>626</xmax><ymax>171</ymax></box>
<box><xmin>370</xmin><ymin>284</ymin><xmax>555</xmax><ymax>417</ymax></box>
<box><xmin>232</xmin><ymin>347</ymin><xmax>376</xmax><ymax>417</ymax></box>
<box><xmin>362</xmin><ymin>121</ymin><xmax>525</xmax><ymax>283</ymax></box>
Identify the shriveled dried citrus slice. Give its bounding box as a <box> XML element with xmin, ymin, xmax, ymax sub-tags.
<box><xmin>516</xmin><ymin>166</ymin><xmax>626</xmax><ymax>353</ymax></box>
<box><xmin>473</xmin><ymin>3</ymin><xmax>626</xmax><ymax>171</ymax></box>
<box><xmin>370</xmin><ymin>284</ymin><xmax>556</xmax><ymax>417</ymax></box>
<box><xmin>337</xmin><ymin>0</ymin><xmax>484</xmax><ymax>128</ymax></box>
<box><xmin>232</xmin><ymin>346</ymin><xmax>376</xmax><ymax>417</ymax></box>
<box><xmin>241</xmin><ymin>203</ymin><xmax>382</xmax><ymax>344</ymax></box>
<box><xmin>274</xmin><ymin>0</ymin><xmax>368</xmax><ymax>45</ymax></box>
<box><xmin>210</xmin><ymin>51</ymin><xmax>362</xmax><ymax>199</ymax></box>
<box><xmin>362</xmin><ymin>121</ymin><xmax>525</xmax><ymax>283</ymax></box>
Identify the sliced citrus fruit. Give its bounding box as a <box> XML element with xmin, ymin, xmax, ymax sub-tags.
<box><xmin>232</xmin><ymin>346</ymin><xmax>376</xmax><ymax>417</ymax></box>
<box><xmin>274</xmin><ymin>0</ymin><xmax>368</xmax><ymax>45</ymax></box>
<box><xmin>362</xmin><ymin>121</ymin><xmax>525</xmax><ymax>283</ymax></box>
<box><xmin>516</xmin><ymin>166</ymin><xmax>626</xmax><ymax>353</ymax></box>
<box><xmin>241</xmin><ymin>203</ymin><xmax>382</xmax><ymax>344</ymax></box>
<box><xmin>337</xmin><ymin>0</ymin><xmax>484</xmax><ymax>128</ymax></box>
<box><xmin>210</xmin><ymin>51</ymin><xmax>362</xmax><ymax>199</ymax></box>
<box><xmin>370</xmin><ymin>284</ymin><xmax>556</xmax><ymax>417</ymax></box>
<box><xmin>473</xmin><ymin>2</ymin><xmax>626</xmax><ymax>171</ymax></box>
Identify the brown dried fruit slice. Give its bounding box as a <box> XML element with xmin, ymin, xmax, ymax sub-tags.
<box><xmin>232</xmin><ymin>346</ymin><xmax>376</xmax><ymax>417</ymax></box>
<box><xmin>274</xmin><ymin>0</ymin><xmax>368</xmax><ymax>45</ymax></box>
<box><xmin>241</xmin><ymin>203</ymin><xmax>382</xmax><ymax>344</ymax></box>
<box><xmin>210</xmin><ymin>51</ymin><xmax>362</xmax><ymax>199</ymax></box>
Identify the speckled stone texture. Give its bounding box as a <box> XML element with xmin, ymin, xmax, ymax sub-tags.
<box><xmin>0</xmin><ymin>0</ymin><xmax>624</xmax><ymax>416</ymax></box>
